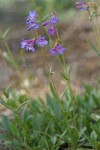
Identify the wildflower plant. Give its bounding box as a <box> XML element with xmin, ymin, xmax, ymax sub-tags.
<box><xmin>76</xmin><ymin>1</ymin><xmax>100</xmax><ymax>56</ymax></box>
<box><xmin>0</xmin><ymin>1</ymin><xmax>100</xmax><ymax>150</ymax></box>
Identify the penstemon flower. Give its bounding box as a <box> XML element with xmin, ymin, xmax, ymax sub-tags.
<box><xmin>26</xmin><ymin>10</ymin><xmax>39</xmax><ymax>31</ymax></box>
<box><xmin>50</xmin><ymin>44</ymin><xmax>66</xmax><ymax>55</ymax></box>
<box><xmin>75</xmin><ymin>1</ymin><xmax>88</xmax><ymax>10</ymax></box>
<box><xmin>48</xmin><ymin>25</ymin><xmax>56</xmax><ymax>36</ymax></box>
<box><xmin>21</xmin><ymin>10</ymin><xmax>48</xmax><ymax>52</ymax></box>
<box><xmin>21</xmin><ymin>39</ymin><xmax>36</xmax><ymax>52</ymax></box>
<box><xmin>75</xmin><ymin>1</ymin><xmax>97</xmax><ymax>11</ymax></box>
<box><xmin>35</xmin><ymin>36</ymin><xmax>48</xmax><ymax>47</ymax></box>
<box><xmin>42</xmin><ymin>12</ymin><xmax>59</xmax><ymax>36</ymax></box>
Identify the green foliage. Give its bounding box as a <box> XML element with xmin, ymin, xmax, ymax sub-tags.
<box><xmin>0</xmin><ymin>84</ymin><xmax>100</xmax><ymax>149</ymax></box>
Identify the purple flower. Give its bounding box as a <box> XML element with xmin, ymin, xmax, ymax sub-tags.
<box><xmin>35</xmin><ymin>36</ymin><xmax>48</xmax><ymax>47</ymax></box>
<box><xmin>75</xmin><ymin>2</ymin><xmax>88</xmax><ymax>10</ymax></box>
<box><xmin>48</xmin><ymin>25</ymin><xmax>56</xmax><ymax>36</ymax></box>
<box><xmin>42</xmin><ymin>12</ymin><xmax>59</xmax><ymax>36</ymax></box>
<box><xmin>27</xmin><ymin>23</ymin><xmax>39</xmax><ymax>31</ymax></box>
<box><xmin>26</xmin><ymin>10</ymin><xmax>39</xmax><ymax>31</ymax></box>
<box><xmin>42</xmin><ymin>20</ymin><xmax>51</xmax><ymax>26</ymax></box>
<box><xmin>42</xmin><ymin>12</ymin><xmax>59</xmax><ymax>26</ymax></box>
<box><xmin>76</xmin><ymin>2</ymin><xmax>86</xmax><ymax>5</ymax></box>
<box><xmin>50</xmin><ymin>44</ymin><xmax>66</xmax><ymax>55</ymax></box>
<box><xmin>50</xmin><ymin>12</ymin><xmax>60</xmax><ymax>25</ymax></box>
<box><xmin>75</xmin><ymin>1</ymin><xmax>96</xmax><ymax>10</ymax></box>
<box><xmin>26</xmin><ymin>10</ymin><xmax>37</xmax><ymax>25</ymax></box>
<box><xmin>21</xmin><ymin>39</ymin><xmax>35</xmax><ymax>52</ymax></box>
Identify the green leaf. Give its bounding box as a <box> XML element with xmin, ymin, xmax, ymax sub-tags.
<box><xmin>2</xmin><ymin>85</ymin><xmax>12</xmax><ymax>98</ymax></box>
<box><xmin>61</xmin><ymin>66</ymin><xmax>70</xmax><ymax>81</ymax></box>
<box><xmin>2</xmin><ymin>116</ymin><xmax>11</xmax><ymax>131</ymax></box>
<box><xmin>32</xmin><ymin>114</ymin><xmax>41</xmax><ymax>131</ymax></box>
<box><xmin>61</xmin><ymin>72</ymin><xmax>69</xmax><ymax>81</ymax></box>
<box><xmin>39</xmin><ymin>136</ymin><xmax>49</xmax><ymax>148</ymax></box>
<box><xmin>33</xmin><ymin>147</ymin><xmax>41</xmax><ymax>150</ymax></box>
<box><xmin>2</xmin><ymin>52</ymin><xmax>18</xmax><ymax>70</ymax></box>
<box><xmin>79</xmin><ymin>127</ymin><xmax>86</xmax><ymax>138</ymax></box>
<box><xmin>66</xmin><ymin>65</ymin><xmax>70</xmax><ymax>79</ymax></box>
<box><xmin>2</xmin><ymin>27</ymin><xmax>12</xmax><ymax>39</ymax></box>
<box><xmin>68</xmin><ymin>128</ymin><xmax>79</xmax><ymax>149</ymax></box>
<box><xmin>46</xmin><ymin>94</ymin><xmax>62</xmax><ymax>119</ymax></box>
<box><xmin>0</xmin><ymin>97</ymin><xmax>14</xmax><ymax>111</ymax></box>
<box><xmin>16</xmin><ymin>99</ymin><xmax>33</xmax><ymax>111</ymax></box>
<box><xmin>49</xmin><ymin>83</ymin><xmax>58</xmax><ymax>99</ymax></box>
<box><xmin>51</xmin><ymin>136</ymin><xmax>57</xmax><ymax>145</ymax></box>
<box><xmin>95</xmin><ymin>142</ymin><xmax>100</xmax><ymax>150</ymax></box>
<box><xmin>21</xmin><ymin>105</ymin><xmax>29</xmax><ymax>122</ymax></box>
<box><xmin>90</xmin><ymin>131</ymin><xmax>97</xmax><ymax>143</ymax></box>
<box><xmin>58</xmin><ymin>128</ymin><xmax>67</xmax><ymax>141</ymax></box>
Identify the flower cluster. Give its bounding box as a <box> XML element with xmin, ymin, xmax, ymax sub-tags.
<box><xmin>21</xmin><ymin>10</ymin><xmax>66</xmax><ymax>56</ymax></box>
<box><xmin>75</xmin><ymin>1</ymin><xmax>97</xmax><ymax>11</ymax></box>
<box><xmin>21</xmin><ymin>10</ymin><xmax>48</xmax><ymax>52</ymax></box>
<box><xmin>26</xmin><ymin>10</ymin><xmax>39</xmax><ymax>31</ymax></box>
<box><xmin>21</xmin><ymin>36</ymin><xmax>48</xmax><ymax>52</ymax></box>
<box><xmin>21</xmin><ymin>39</ymin><xmax>35</xmax><ymax>52</ymax></box>
<box><xmin>42</xmin><ymin>12</ymin><xmax>59</xmax><ymax>36</ymax></box>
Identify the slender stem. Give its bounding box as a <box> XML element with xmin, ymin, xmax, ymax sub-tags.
<box><xmin>55</xmin><ymin>25</ymin><xmax>60</xmax><ymax>42</ymax></box>
<box><xmin>35</xmin><ymin>30</ymin><xmax>38</xmax><ymax>38</ymax></box>
<box><xmin>41</xmin><ymin>48</ymin><xmax>59</xmax><ymax>100</ymax></box>
<box><xmin>56</xmin><ymin>55</ymin><xmax>63</xmax><ymax>69</ymax></box>
<box><xmin>95</xmin><ymin>10</ymin><xmax>100</xmax><ymax>48</ymax></box>
<box><xmin>0</xmin><ymin>28</ymin><xmax>22</xmax><ymax>77</ymax></box>
<box><xmin>91</xmin><ymin>20</ymin><xmax>99</xmax><ymax>46</ymax></box>
<box><xmin>55</xmin><ymin>25</ymin><xmax>66</xmax><ymax>70</ymax></box>
<box><xmin>34</xmin><ymin>29</ymin><xmax>59</xmax><ymax>100</ymax></box>
<box><xmin>41</xmin><ymin>49</ymin><xmax>66</xmax><ymax>115</ymax></box>
<box><xmin>62</xmin><ymin>54</ymin><xmax>66</xmax><ymax>69</ymax></box>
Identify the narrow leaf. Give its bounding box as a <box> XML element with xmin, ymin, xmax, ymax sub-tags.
<box><xmin>0</xmin><ymin>97</ymin><xmax>14</xmax><ymax>111</ymax></box>
<box><xmin>86</xmin><ymin>38</ymin><xmax>100</xmax><ymax>56</ymax></box>
<box><xmin>2</xmin><ymin>27</ymin><xmax>12</xmax><ymax>39</ymax></box>
<box><xmin>16</xmin><ymin>100</ymin><xmax>33</xmax><ymax>112</ymax></box>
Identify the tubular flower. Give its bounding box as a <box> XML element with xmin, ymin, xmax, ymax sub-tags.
<box><xmin>50</xmin><ymin>44</ymin><xmax>66</xmax><ymax>55</ymax></box>
<box><xmin>21</xmin><ymin>39</ymin><xmax>35</xmax><ymax>52</ymax></box>
<box><xmin>75</xmin><ymin>1</ymin><xmax>97</xmax><ymax>11</ymax></box>
<box><xmin>42</xmin><ymin>12</ymin><xmax>59</xmax><ymax>36</ymax></box>
<box><xmin>26</xmin><ymin>10</ymin><xmax>39</xmax><ymax>31</ymax></box>
<box><xmin>48</xmin><ymin>25</ymin><xmax>56</xmax><ymax>36</ymax></box>
<box><xmin>42</xmin><ymin>12</ymin><xmax>59</xmax><ymax>26</ymax></box>
<box><xmin>35</xmin><ymin>36</ymin><xmax>48</xmax><ymax>47</ymax></box>
<box><xmin>75</xmin><ymin>2</ymin><xmax>88</xmax><ymax>10</ymax></box>
<box><xmin>50</xmin><ymin>12</ymin><xmax>60</xmax><ymax>24</ymax></box>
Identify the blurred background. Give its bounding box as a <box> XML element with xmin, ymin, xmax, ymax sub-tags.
<box><xmin>0</xmin><ymin>0</ymin><xmax>100</xmax><ymax>99</ymax></box>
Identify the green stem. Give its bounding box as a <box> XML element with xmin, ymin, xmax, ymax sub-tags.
<box><xmin>34</xmin><ymin>29</ymin><xmax>59</xmax><ymax>100</ymax></box>
<box><xmin>91</xmin><ymin>18</ymin><xmax>100</xmax><ymax>49</ymax></box>
<box><xmin>55</xmin><ymin>26</ymin><xmax>66</xmax><ymax>71</ymax></box>
<box><xmin>55</xmin><ymin>25</ymin><xmax>61</xmax><ymax>42</ymax></box>
<box><xmin>95</xmin><ymin>11</ymin><xmax>100</xmax><ymax>48</ymax></box>
<box><xmin>41</xmin><ymin>47</ymin><xmax>59</xmax><ymax>100</ymax></box>
<box><xmin>0</xmin><ymin>28</ymin><xmax>22</xmax><ymax>77</ymax></box>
